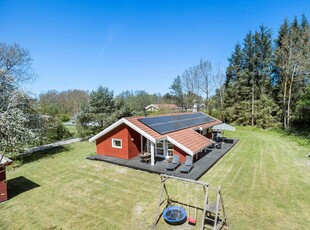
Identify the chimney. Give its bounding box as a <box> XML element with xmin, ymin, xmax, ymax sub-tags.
<box><xmin>143</xmin><ymin>108</ymin><xmax>147</xmax><ymax>117</ymax></box>
<box><xmin>193</xmin><ymin>99</ymin><xmax>197</xmax><ymax>112</ymax></box>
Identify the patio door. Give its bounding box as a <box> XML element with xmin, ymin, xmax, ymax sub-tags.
<box><xmin>156</xmin><ymin>140</ymin><xmax>165</xmax><ymax>158</ymax></box>
<box><xmin>155</xmin><ymin>140</ymin><xmax>174</xmax><ymax>158</ymax></box>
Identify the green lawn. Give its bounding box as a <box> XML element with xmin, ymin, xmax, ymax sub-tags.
<box><xmin>0</xmin><ymin>127</ymin><xmax>309</xmax><ymax>229</ymax></box>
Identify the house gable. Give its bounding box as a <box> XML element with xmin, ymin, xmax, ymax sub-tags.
<box><xmin>89</xmin><ymin>118</ymin><xmax>156</xmax><ymax>143</ymax></box>
<box><xmin>96</xmin><ymin>123</ymin><xmax>141</xmax><ymax>160</ymax></box>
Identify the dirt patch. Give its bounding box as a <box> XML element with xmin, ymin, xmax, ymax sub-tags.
<box><xmin>116</xmin><ymin>167</ymin><xmax>128</xmax><ymax>174</ymax></box>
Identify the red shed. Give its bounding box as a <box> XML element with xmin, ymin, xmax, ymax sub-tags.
<box><xmin>0</xmin><ymin>155</ymin><xmax>12</xmax><ymax>203</ymax></box>
<box><xmin>89</xmin><ymin>112</ymin><xmax>221</xmax><ymax>165</ymax></box>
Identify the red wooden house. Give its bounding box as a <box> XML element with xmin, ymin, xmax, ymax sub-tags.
<box><xmin>89</xmin><ymin>112</ymin><xmax>221</xmax><ymax>165</ymax></box>
<box><xmin>0</xmin><ymin>155</ymin><xmax>12</xmax><ymax>203</ymax></box>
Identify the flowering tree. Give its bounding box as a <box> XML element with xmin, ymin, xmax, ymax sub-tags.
<box><xmin>0</xmin><ymin>43</ymin><xmax>37</xmax><ymax>161</ymax></box>
<box><xmin>0</xmin><ymin>91</ymin><xmax>38</xmax><ymax>160</ymax></box>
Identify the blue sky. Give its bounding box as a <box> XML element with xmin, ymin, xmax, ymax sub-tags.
<box><xmin>0</xmin><ymin>0</ymin><xmax>309</xmax><ymax>97</ymax></box>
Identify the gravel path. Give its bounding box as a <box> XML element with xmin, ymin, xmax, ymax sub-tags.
<box><xmin>21</xmin><ymin>138</ymin><xmax>83</xmax><ymax>156</ymax></box>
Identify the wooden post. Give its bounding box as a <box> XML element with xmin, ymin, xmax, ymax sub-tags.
<box><xmin>201</xmin><ymin>185</ymin><xmax>209</xmax><ymax>230</ymax></box>
<box><xmin>163</xmin><ymin>140</ymin><xmax>167</xmax><ymax>157</ymax></box>
<box><xmin>140</xmin><ymin>135</ymin><xmax>143</xmax><ymax>153</ymax></box>
<box><xmin>151</xmin><ymin>142</ymin><xmax>155</xmax><ymax>166</ymax></box>
<box><xmin>153</xmin><ymin>182</ymin><xmax>165</xmax><ymax>228</ymax></box>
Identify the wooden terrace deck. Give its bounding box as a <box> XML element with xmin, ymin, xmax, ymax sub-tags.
<box><xmin>87</xmin><ymin>139</ymin><xmax>239</xmax><ymax>180</ymax></box>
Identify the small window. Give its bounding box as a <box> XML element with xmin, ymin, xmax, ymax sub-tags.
<box><xmin>112</xmin><ymin>138</ymin><xmax>122</xmax><ymax>149</ymax></box>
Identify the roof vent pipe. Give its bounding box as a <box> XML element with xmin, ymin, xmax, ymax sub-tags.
<box><xmin>143</xmin><ymin>108</ymin><xmax>147</xmax><ymax>117</ymax></box>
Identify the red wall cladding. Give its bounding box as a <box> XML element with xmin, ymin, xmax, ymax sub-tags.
<box><xmin>96</xmin><ymin>124</ymin><xmax>141</xmax><ymax>160</ymax></box>
<box><xmin>0</xmin><ymin>166</ymin><xmax>6</xmax><ymax>181</ymax></box>
<box><xmin>173</xmin><ymin>146</ymin><xmax>187</xmax><ymax>163</ymax></box>
<box><xmin>0</xmin><ymin>181</ymin><xmax>8</xmax><ymax>203</ymax></box>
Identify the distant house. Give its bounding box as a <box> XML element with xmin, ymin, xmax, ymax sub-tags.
<box><xmin>0</xmin><ymin>155</ymin><xmax>12</xmax><ymax>203</ymax></box>
<box><xmin>144</xmin><ymin>104</ymin><xmax>179</xmax><ymax>112</ymax></box>
<box><xmin>89</xmin><ymin>112</ymin><xmax>221</xmax><ymax>165</ymax></box>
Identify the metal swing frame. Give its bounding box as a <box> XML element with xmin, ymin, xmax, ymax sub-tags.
<box><xmin>152</xmin><ymin>174</ymin><xmax>229</xmax><ymax>230</ymax></box>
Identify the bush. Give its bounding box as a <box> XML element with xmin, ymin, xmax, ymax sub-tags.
<box><xmin>58</xmin><ymin>113</ymin><xmax>71</xmax><ymax>122</ymax></box>
<box><xmin>48</xmin><ymin>120</ymin><xmax>73</xmax><ymax>141</ymax></box>
<box><xmin>36</xmin><ymin>117</ymin><xmax>73</xmax><ymax>144</ymax></box>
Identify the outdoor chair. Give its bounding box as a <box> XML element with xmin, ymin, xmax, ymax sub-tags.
<box><xmin>180</xmin><ymin>156</ymin><xmax>193</xmax><ymax>173</ymax></box>
<box><xmin>224</xmin><ymin>138</ymin><xmax>234</xmax><ymax>144</ymax></box>
<box><xmin>166</xmin><ymin>155</ymin><xmax>180</xmax><ymax>171</ymax></box>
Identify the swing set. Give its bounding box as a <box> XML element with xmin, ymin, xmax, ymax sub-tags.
<box><xmin>153</xmin><ymin>174</ymin><xmax>229</xmax><ymax>230</ymax></box>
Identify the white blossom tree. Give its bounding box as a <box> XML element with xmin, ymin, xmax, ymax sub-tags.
<box><xmin>0</xmin><ymin>90</ymin><xmax>38</xmax><ymax>160</ymax></box>
<box><xmin>0</xmin><ymin>43</ymin><xmax>38</xmax><ymax>161</ymax></box>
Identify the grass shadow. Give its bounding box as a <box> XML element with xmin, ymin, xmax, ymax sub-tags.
<box><xmin>272</xmin><ymin>127</ymin><xmax>310</xmax><ymax>147</ymax></box>
<box><xmin>14</xmin><ymin>146</ymin><xmax>71</xmax><ymax>166</ymax></box>
<box><xmin>7</xmin><ymin>176</ymin><xmax>40</xmax><ymax>199</ymax></box>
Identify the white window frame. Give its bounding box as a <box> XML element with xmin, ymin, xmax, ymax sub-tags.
<box><xmin>156</xmin><ymin>140</ymin><xmax>164</xmax><ymax>156</ymax></box>
<box><xmin>167</xmin><ymin>142</ymin><xmax>174</xmax><ymax>156</ymax></box>
<box><xmin>112</xmin><ymin>138</ymin><xmax>122</xmax><ymax>149</ymax></box>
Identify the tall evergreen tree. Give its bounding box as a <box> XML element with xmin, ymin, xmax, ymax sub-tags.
<box><xmin>274</xmin><ymin>16</ymin><xmax>310</xmax><ymax>128</ymax></box>
<box><xmin>225</xmin><ymin>27</ymin><xmax>276</xmax><ymax>127</ymax></box>
<box><xmin>224</xmin><ymin>43</ymin><xmax>246</xmax><ymax>123</ymax></box>
<box><xmin>226</xmin><ymin>43</ymin><xmax>243</xmax><ymax>85</ymax></box>
<box><xmin>170</xmin><ymin>75</ymin><xmax>185</xmax><ymax>110</ymax></box>
<box><xmin>254</xmin><ymin>25</ymin><xmax>273</xmax><ymax>97</ymax></box>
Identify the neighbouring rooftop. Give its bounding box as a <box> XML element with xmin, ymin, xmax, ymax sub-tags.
<box><xmin>0</xmin><ymin>155</ymin><xmax>12</xmax><ymax>167</ymax></box>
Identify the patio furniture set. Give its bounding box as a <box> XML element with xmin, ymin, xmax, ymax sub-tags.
<box><xmin>139</xmin><ymin>154</ymin><xmax>193</xmax><ymax>173</ymax></box>
<box><xmin>166</xmin><ymin>155</ymin><xmax>193</xmax><ymax>174</ymax></box>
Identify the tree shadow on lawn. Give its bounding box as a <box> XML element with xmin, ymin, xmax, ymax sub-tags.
<box><xmin>271</xmin><ymin>127</ymin><xmax>310</xmax><ymax>147</ymax></box>
<box><xmin>14</xmin><ymin>146</ymin><xmax>71</xmax><ymax>166</ymax></box>
<box><xmin>7</xmin><ymin>176</ymin><xmax>40</xmax><ymax>199</ymax></box>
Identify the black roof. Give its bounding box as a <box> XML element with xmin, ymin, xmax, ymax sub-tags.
<box><xmin>138</xmin><ymin>112</ymin><xmax>215</xmax><ymax>135</ymax></box>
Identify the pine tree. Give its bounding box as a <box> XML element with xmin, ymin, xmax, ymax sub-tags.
<box><xmin>170</xmin><ymin>75</ymin><xmax>185</xmax><ymax>110</ymax></box>
<box><xmin>226</xmin><ymin>43</ymin><xmax>243</xmax><ymax>85</ymax></box>
<box><xmin>274</xmin><ymin>16</ymin><xmax>310</xmax><ymax>128</ymax></box>
<box><xmin>242</xmin><ymin>31</ymin><xmax>256</xmax><ymax>125</ymax></box>
<box><xmin>254</xmin><ymin>25</ymin><xmax>273</xmax><ymax>97</ymax></box>
<box><xmin>224</xmin><ymin>43</ymin><xmax>244</xmax><ymax>123</ymax></box>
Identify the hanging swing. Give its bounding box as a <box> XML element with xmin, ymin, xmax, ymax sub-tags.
<box><xmin>163</xmin><ymin>179</ymin><xmax>187</xmax><ymax>225</ymax></box>
<box><xmin>187</xmin><ymin>184</ymin><xmax>198</xmax><ymax>225</ymax></box>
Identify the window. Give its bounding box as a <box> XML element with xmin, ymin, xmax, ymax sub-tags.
<box><xmin>202</xmin><ymin>129</ymin><xmax>207</xmax><ymax>135</ymax></box>
<box><xmin>156</xmin><ymin>140</ymin><xmax>164</xmax><ymax>155</ymax></box>
<box><xmin>112</xmin><ymin>138</ymin><xmax>122</xmax><ymax>148</ymax></box>
<box><xmin>167</xmin><ymin>142</ymin><xmax>174</xmax><ymax>156</ymax></box>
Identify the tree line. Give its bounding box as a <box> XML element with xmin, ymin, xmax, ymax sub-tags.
<box><xmin>169</xmin><ymin>15</ymin><xmax>309</xmax><ymax>129</ymax></box>
<box><xmin>223</xmin><ymin>15</ymin><xmax>309</xmax><ymax>129</ymax></box>
<box><xmin>1</xmin><ymin>14</ymin><xmax>309</xmax><ymax>158</ymax></box>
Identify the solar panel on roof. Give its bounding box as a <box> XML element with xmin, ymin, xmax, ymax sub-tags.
<box><xmin>138</xmin><ymin>112</ymin><xmax>215</xmax><ymax>134</ymax></box>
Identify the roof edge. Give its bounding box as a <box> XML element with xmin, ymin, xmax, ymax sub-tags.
<box><xmin>144</xmin><ymin>104</ymin><xmax>159</xmax><ymax>110</ymax></box>
<box><xmin>166</xmin><ymin>136</ymin><xmax>194</xmax><ymax>156</ymax></box>
<box><xmin>0</xmin><ymin>155</ymin><xmax>13</xmax><ymax>166</ymax></box>
<box><xmin>89</xmin><ymin>118</ymin><xmax>156</xmax><ymax>143</ymax></box>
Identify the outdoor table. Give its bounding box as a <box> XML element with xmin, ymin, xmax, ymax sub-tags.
<box><xmin>139</xmin><ymin>153</ymin><xmax>151</xmax><ymax>163</ymax></box>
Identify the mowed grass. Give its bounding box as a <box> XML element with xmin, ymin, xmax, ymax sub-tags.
<box><xmin>1</xmin><ymin>127</ymin><xmax>309</xmax><ymax>229</ymax></box>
